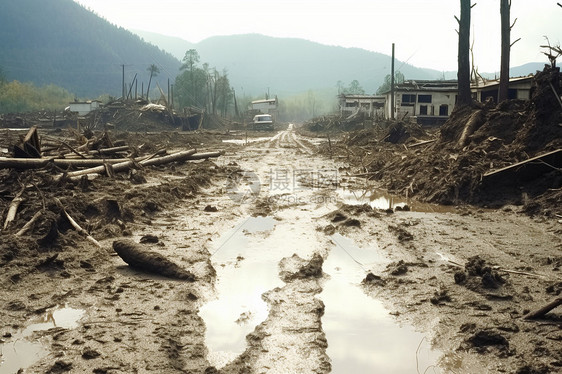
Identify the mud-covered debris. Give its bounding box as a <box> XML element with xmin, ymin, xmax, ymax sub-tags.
<box><xmin>343</xmin><ymin>218</ymin><xmax>361</xmax><ymax>227</ymax></box>
<box><xmin>330</xmin><ymin>212</ymin><xmax>347</xmax><ymax>223</ymax></box>
<box><xmin>294</xmin><ymin>253</ymin><xmax>323</xmax><ymax>279</ymax></box>
<box><xmin>280</xmin><ymin>253</ymin><xmax>324</xmax><ymax>282</ymax></box>
<box><xmin>82</xmin><ymin>347</ymin><xmax>101</xmax><ymax>359</ymax></box>
<box><xmin>430</xmin><ymin>288</ymin><xmax>452</xmax><ymax>305</ymax></box>
<box><xmin>515</xmin><ymin>365</ymin><xmax>551</xmax><ymax>374</ymax></box>
<box><xmin>466</xmin><ymin>329</ymin><xmax>509</xmax><ymax>349</ymax></box>
<box><xmin>139</xmin><ymin>234</ymin><xmax>159</xmax><ymax>244</ymax></box>
<box><xmin>5</xmin><ymin>300</ymin><xmax>26</xmax><ymax>311</ymax></box>
<box><xmin>388</xmin><ymin>224</ymin><xmax>413</xmax><ymax>241</ymax></box>
<box><xmin>47</xmin><ymin>360</ymin><xmax>73</xmax><ymax>373</ymax></box>
<box><xmin>386</xmin><ymin>260</ymin><xmax>408</xmax><ymax>276</ymax></box>
<box><xmin>322</xmin><ymin>224</ymin><xmax>336</xmax><ymax>235</ymax></box>
<box><xmin>463</xmin><ymin>255</ymin><xmax>506</xmax><ymax>289</ymax></box>
<box><xmin>112</xmin><ymin>239</ymin><xmax>195</xmax><ymax>281</ymax></box>
<box><xmin>546</xmin><ymin>282</ymin><xmax>562</xmax><ymax>295</ymax></box>
<box><xmin>362</xmin><ymin>272</ymin><xmax>386</xmax><ymax>287</ymax></box>
<box><xmin>454</xmin><ymin>271</ymin><xmax>468</xmax><ymax>284</ymax></box>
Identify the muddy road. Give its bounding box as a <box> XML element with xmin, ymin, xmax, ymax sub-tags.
<box><xmin>1</xmin><ymin>125</ymin><xmax>561</xmax><ymax>373</ymax></box>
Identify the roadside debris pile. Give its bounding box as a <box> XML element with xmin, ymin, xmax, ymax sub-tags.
<box><xmin>0</xmin><ymin>126</ymin><xmax>224</xmax><ymax>273</ymax></box>
<box><xmin>301</xmin><ymin>113</ymin><xmax>373</xmax><ymax>133</ymax></box>
<box><xmin>337</xmin><ymin>65</ymin><xmax>562</xmax><ymax>216</ymax></box>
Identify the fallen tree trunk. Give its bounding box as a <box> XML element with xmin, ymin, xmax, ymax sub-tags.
<box><xmin>54</xmin><ymin>149</ymin><xmax>198</xmax><ymax>181</ymax></box>
<box><xmin>0</xmin><ymin>155</ymin><xmax>151</xmax><ymax>169</ymax></box>
<box><xmin>457</xmin><ymin>109</ymin><xmax>484</xmax><ymax>148</ymax></box>
<box><xmin>112</xmin><ymin>239</ymin><xmax>195</xmax><ymax>280</ymax></box>
<box><xmin>184</xmin><ymin>151</ymin><xmax>222</xmax><ymax>160</ymax></box>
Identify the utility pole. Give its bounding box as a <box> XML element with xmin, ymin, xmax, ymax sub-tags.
<box><xmin>121</xmin><ymin>64</ymin><xmax>125</xmax><ymax>99</ymax></box>
<box><xmin>391</xmin><ymin>43</ymin><xmax>395</xmax><ymax>120</ymax></box>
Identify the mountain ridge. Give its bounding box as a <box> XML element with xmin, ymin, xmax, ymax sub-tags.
<box><xmin>0</xmin><ymin>1</ymin><xmax>545</xmax><ymax>100</ymax></box>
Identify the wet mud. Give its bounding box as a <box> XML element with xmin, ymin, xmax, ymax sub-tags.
<box><xmin>0</xmin><ymin>124</ymin><xmax>561</xmax><ymax>374</ymax></box>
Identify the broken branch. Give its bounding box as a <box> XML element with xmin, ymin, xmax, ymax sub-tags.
<box><xmin>3</xmin><ymin>187</ymin><xmax>25</xmax><ymax>231</ymax></box>
<box><xmin>524</xmin><ymin>297</ymin><xmax>562</xmax><ymax>320</ymax></box>
<box><xmin>54</xmin><ymin>198</ymin><xmax>102</xmax><ymax>248</ymax></box>
<box><xmin>15</xmin><ymin>210</ymin><xmax>42</xmax><ymax>237</ymax></box>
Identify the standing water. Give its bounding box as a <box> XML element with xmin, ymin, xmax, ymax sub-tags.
<box><xmin>199</xmin><ymin>216</ymin><xmax>282</xmax><ymax>368</ymax></box>
<box><xmin>321</xmin><ymin>234</ymin><xmax>442</xmax><ymax>373</ymax></box>
<box><xmin>0</xmin><ymin>305</ymin><xmax>85</xmax><ymax>374</ymax></box>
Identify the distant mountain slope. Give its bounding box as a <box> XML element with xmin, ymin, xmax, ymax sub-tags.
<box><xmin>0</xmin><ymin>0</ymin><xmax>181</xmax><ymax>97</ymax></box>
<box><xmin>137</xmin><ymin>32</ymin><xmax>445</xmax><ymax>95</ymax></box>
<box><xmin>136</xmin><ymin>32</ymin><xmax>546</xmax><ymax>97</ymax></box>
<box><xmin>133</xmin><ymin>30</ymin><xmax>195</xmax><ymax>62</ymax></box>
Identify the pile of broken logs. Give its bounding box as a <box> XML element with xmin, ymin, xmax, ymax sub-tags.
<box><xmin>1</xmin><ymin>126</ymin><xmax>222</xmax><ymax>259</ymax></box>
<box><xmin>0</xmin><ymin>126</ymin><xmax>221</xmax><ymax>182</ymax></box>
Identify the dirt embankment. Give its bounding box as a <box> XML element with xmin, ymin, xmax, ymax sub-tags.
<box><xmin>320</xmin><ymin>66</ymin><xmax>562</xmax><ymax>217</ymax></box>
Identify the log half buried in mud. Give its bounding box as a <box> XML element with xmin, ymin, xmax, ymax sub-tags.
<box><xmin>112</xmin><ymin>239</ymin><xmax>195</xmax><ymax>281</ymax></box>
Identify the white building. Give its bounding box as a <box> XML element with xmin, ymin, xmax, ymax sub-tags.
<box><xmin>382</xmin><ymin>80</ymin><xmax>458</xmax><ymax>126</ymax></box>
<box><xmin>250</xmin><ymin>98</ymin><xmax>278</xmax><ymax>114</ymax></box>
<box><xmin>338</xmin><ymin>94</ymin><xmax>386</xmax><ymax>119</ymax></box>
<box><xmin>67</xmin><ymin>100</ymin><xmax>101</xmax><ymax>116</ymax></box>
<box><xmin>471</xmin><ymin>76</ymin><xmax>533</xmax><ymax>102</ymax></box>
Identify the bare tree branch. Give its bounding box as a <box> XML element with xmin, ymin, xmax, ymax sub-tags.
<box><xmin>510</xmin><ymin>18</ymin><xmax>517</xmax><ymax>30</ymax></box>
<box><xmin>454</xmin><ymin>15</ymin><xmax>460</xmax><ymax>24</ymax></box>
<box><xmin>510</xmin><ymin>37</ymin><xmax>521</xmax><ymax>48</ymax></box>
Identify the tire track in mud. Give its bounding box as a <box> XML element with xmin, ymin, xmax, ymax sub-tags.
<box><xmin>200</xmin><ymin>131</ymin><xmax>338</xmax><ymax>373</ymax></box>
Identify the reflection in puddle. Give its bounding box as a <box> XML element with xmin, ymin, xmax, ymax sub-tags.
<box><xmin>200</xmin><ymin>216</ymin><xmax>280</xmax><ymax>368</ymax></box>
<box><xmin>0</xmin><ymin>306</ymin><xmax>85</xmax><ymax>374</ymax></box>
<box><xmin>322</xmin><ymin>234</ymin><xmax>443</xmax><ymax>373</ymax></box>
<box><xmin>222</xmin><ymin>137</ymin><xmax>272</xmax><ymax>145</ymax></box>
<box><xmin>338</xmin><ymin>187</ymin><xmax>455</xmax><ymax>213</ymax></box>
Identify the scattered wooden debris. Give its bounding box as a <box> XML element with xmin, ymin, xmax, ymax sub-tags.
<box><xmin>524</xmin><ymin>297</ymin><xmax>562</xmax><ymax>320</ymax></box>
<box><xmin>55</xmin><ymin>198</ymin><xmax>102</xmax><ymax>249</ymax></box>
<box><xmin>482</xmin><ymin>149</ymin><xmax>562</xmax><ymax>185</ymax></box>
<box><xmin>112</xmin><ymin>239</ymin><xmax>195</xmax><ymax>281</ymax></box>
<box><xmin>3</xmin><ymin>187</ymin><xmax>25</xmax><ymax>231</ymax></box>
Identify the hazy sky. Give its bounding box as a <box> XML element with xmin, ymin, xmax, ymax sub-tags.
<box><xmin>73</xmin><ymin>0</ymin><xmax>561</xmax><ymax>72</ymax></box>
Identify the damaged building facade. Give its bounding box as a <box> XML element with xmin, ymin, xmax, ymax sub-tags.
<box><xmin>341</xmin><ymin>77</ymin><xmax>534</xmax><ymax>126</ymax></box>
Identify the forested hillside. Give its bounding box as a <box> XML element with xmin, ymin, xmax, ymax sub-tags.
<box><xmin>0</xmin><ymin>0</ymin><xmax>181</xmax><ymax>98</ymax></box>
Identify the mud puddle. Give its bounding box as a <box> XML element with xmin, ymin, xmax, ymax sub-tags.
<box><xmin>338</xmin><ymin>186</ymin><xmax>456</xmax><ymax>213</ymax></box>
<box><xmin>0</xmin><ymin>305</ymin><xmax>85</xmax><ymax>374</ymax></box>
<box><xmin>199</xmin><ymin>216</ymin><xmax>282</xmax><ymax>368</ymax></box>
<box><xmin>322</xmin><ymin>234</ymin><xmax>443</xmax><ymax>373</ymax></box>
<box><xmin>222</xmin><ymin>136</ymin><xmax>273</xmax><ymax>145</ymax></box>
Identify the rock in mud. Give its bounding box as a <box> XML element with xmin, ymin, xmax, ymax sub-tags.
<box><xmin>47</xmin><ymin>360</ymin><xmax>73</xmax><ymax>373</ymax></box>
<box><xmin>112</xmin><ymin>239</ymin><xmax>195</xmax><ymax>281</ymax></box>
<box><xmin>362</xmin><ymin>272</ymin><xmax>386</xmax><ymax>287</ymax></box>
<box><xmin>386</xmin><ymin>260</ymin><xmax>408</xmax><ymax>275</ymax></box>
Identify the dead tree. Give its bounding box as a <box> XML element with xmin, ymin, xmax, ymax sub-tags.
<box><xmin>456</xmin><ymin>0</ymin><xmax>473</xmax><ymax>107</ymax></box>
<box><xmin>499</xmin><ymin>0</ymin><xmax>520</xmax><ymax>103</ymax></box>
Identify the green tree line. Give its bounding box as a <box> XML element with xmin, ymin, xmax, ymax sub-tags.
<box><xmin>174</xmin><ymin>49</ymin><xmax>234</xmax><ymax>117</ymax></box>
<box><xmin>0</xmin><ymin>67</ymin><xmax>75</xmax><ymax>114</ymax></box>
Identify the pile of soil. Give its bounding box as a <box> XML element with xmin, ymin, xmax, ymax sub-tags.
<box><xmin>336</xmin><ymin>66</ymin><xmax>562</xmax><ymax>217</ymax></box>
